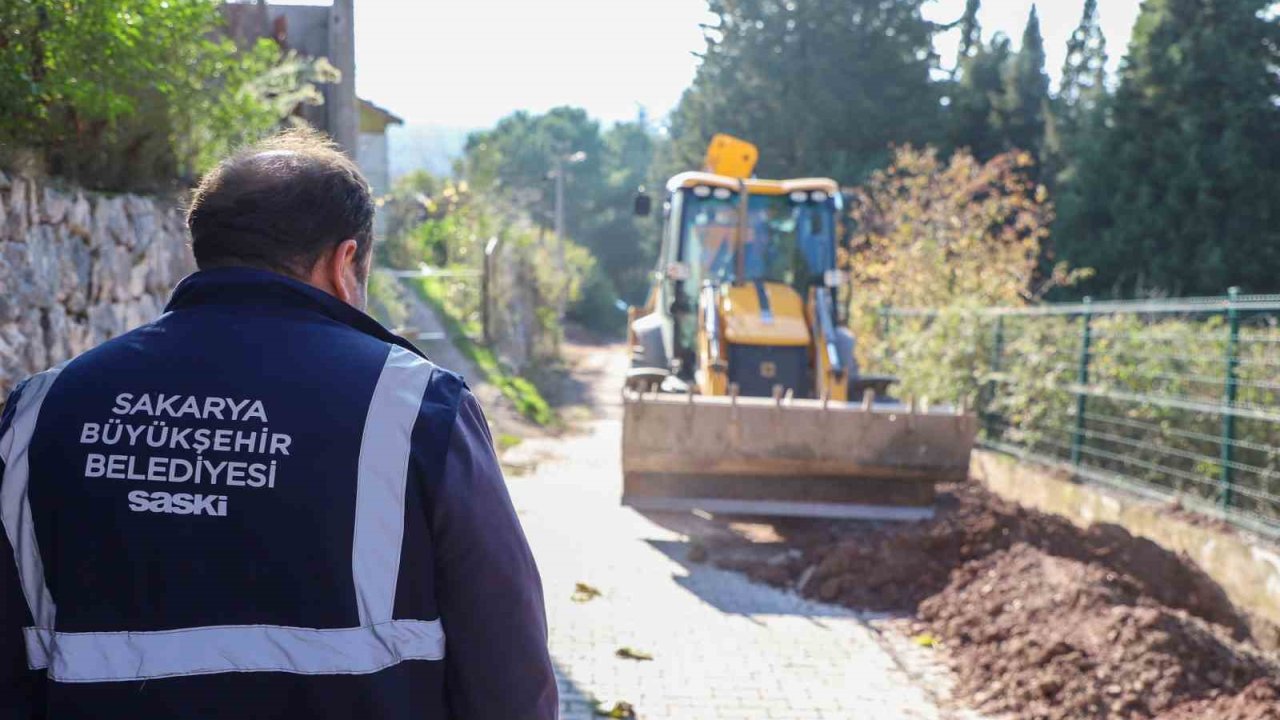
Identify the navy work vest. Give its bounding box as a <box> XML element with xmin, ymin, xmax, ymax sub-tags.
<box><xmin>0</xmin><ymin>268</ymin><xmax>556</xmax><ymax>719</ymax></box>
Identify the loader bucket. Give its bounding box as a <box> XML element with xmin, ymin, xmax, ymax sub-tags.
<box><xmin>620</xmin><ymin>390</ymin><xmax>978</xmax><ymax>520</ymax></box>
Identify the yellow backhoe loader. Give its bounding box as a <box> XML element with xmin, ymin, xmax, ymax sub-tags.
<box><xmin>622</xmin><ymin>134</ymin><xmax>976</xmax><ymax>520</ymax></box>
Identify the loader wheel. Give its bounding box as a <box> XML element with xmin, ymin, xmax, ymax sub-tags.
<box><xmin>849</xmin><ymin>374</ymin><xmax>898</xmax><ymax>403</ymax></box>
<box><xmin>625</xmin><ymin>367</ymin><xmax>669</xmax><ymax>392</ymax></box>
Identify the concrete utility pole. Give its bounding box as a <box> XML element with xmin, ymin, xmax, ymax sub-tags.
<box><xmin>328</xmin><ymin>0</ymin><xmax>358</xmax><ymax>156</ymax></box>
<box><xmin>549</xmin><ymin>150</ymin><xmax>585</xmax><ymax>317</ymax></box>
<box><xmin>554</xmin><ymin>159</ymin><xmax>566</xmax><ymax>245</ymax></box>
<box><xmin>552</xmin><ymin>150</ymin><xmax>587</xmax><ymax>244</ymax></box>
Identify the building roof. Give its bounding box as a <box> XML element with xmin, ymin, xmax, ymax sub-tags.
<box><xmin>359</xmin><ymin>98</ymin><xmax>404</xmax><ymax>133</ymax></box>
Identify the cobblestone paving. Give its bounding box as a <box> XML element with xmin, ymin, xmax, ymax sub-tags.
<box><xmin>502</xmin><ymin>348</ymin><xmax>986</xmax><ymax>720</ymax></box>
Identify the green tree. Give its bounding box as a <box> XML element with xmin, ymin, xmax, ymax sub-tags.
<box><xmin>994</xmin><ymin>6</ymin><xmax>1050</xmax><ymax>161</ymax></box>
<box><xmin>464</xmin><ymin>106</ymin><xmax>605</xmax><ymax>235</ymax></box>
<box><xmin>1054</xmin><ymin>0</ymin><xmax>1280</xmax><ymax>296</ymax></box>
<box><xmin>948</xmin><ymin>7</ymin><xmax>1053</xmax><ymax>165</ymax></box>
<box><xmin>948</xmin><ymin>34</ymin><xmax>1013</xmax><ymax>160</ymax></box>
<box><xmin>1046</xmin><ymin>0</ymin><xmax>1111</xmax><ymax>273</ymax></box>
<box><xmin>665</xmin><ymin>0</ymin><xmax>941</xmax><ymax>184</ymax></box>
<box><xmin>1057</xmin><ymin>0</ymin><xmax>1108</xmax><ymax>123</ymax></box>
<box><xmin>954</xmin><ymin>0</ymin><xmax>983</xmax><ymax>72</ymax></box>
<box><xmin>462</xmin><ymin>108</ymin><xmax>659</xmax><ymax>325</ymax></box>
<box><xmin>582</xmin><ymin>120</ymin><xmax>656</xmax><ymax>301</ymax></box>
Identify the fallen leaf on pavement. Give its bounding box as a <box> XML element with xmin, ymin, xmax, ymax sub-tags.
<box><xmin>592</xmin><ymin>700</ymin><xmax>637</xmax><ymax>718</ymax></box>
<box><xmin>571</xmin><ymin>582</ymin><xmax>602</xmax><ymax>603</ymax></box>
<box><xmin>615</xmin><ymin>647</ymin><xmax>654</xmax><ymax>661</ymax></box>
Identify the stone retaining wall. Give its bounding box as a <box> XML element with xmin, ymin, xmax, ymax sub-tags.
<box><xmin>0</xmin><ymin>172</ymin><xmax>194</xmax><ymax>394</ymax></box>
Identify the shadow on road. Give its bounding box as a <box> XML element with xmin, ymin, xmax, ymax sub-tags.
<box><xmin>543</xmin><ymin>329</ymin><xmax>627</xmax><ymax>423</ymax></box>
<box><xmin>552</xmin><ymin>659</ymin><xmax>601</xmax><ymax>720</ymax></box>
<box><xmin>644</xmin><ymin>537</ymin><xmax>859</xmax><ymax>619</ymax></box>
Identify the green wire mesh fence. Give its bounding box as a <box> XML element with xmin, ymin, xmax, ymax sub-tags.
<box><xmin>877</xmin><ymin>290</ymin><xmax>1280</xmax><ymax>538</ymax></box>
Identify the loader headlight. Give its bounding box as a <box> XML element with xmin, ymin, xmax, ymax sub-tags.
<box><xmin>810</xmin><ymin>190</ymin><xmax>829</xmax><ymax>202</ymax></box>
<box><xmin>823</xmin><ymin>269</ymin><xmax>848</xmax><ymax>287</ymax></box>
<box><xmin>712</xmin><ymin>187</ymin><xmax>732</xmax><ymax>200</ymax></box>
<box><xmin>692</xmin><ymin>185</ymin><xmax>712</xmax><ymax>198</ymax></box>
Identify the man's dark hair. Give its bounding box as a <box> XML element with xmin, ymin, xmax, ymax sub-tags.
<box><xmin>187</xmin><ymin>128</ymin><xmax>375</xmax><ymax>278</ymax></box>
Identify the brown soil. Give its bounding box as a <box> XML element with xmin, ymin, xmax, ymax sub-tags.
<box><xmin>921</xmin><ymin>544</ymin><xmax>1274</xmax><ymax>719</ymax></box>
<box><xmin>1156</xmin><ymin>678</ymin><xmax>1280</xmax><ymax>719</ymax></box>
<box><xmin>689</xmin><ymin>483</ymin><xmax>1280</xmax><ymax>720</ymax></box>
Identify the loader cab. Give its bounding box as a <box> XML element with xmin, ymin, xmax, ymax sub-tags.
<box><xmin>675</xmin><ymin>183</ymin><xmax>838</xmax><ymax>290</ymax></box>
<box><xmin>654</xmin><ymin>174</ymin><xmax>842</xmax><ymax>379</ymax></box>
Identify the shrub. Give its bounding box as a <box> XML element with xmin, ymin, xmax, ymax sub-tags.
<box><xmin>882</xmin><ymin>306</ymin><xmax>1280</xmax><ymax>523</ymax></box>
<box><xmin>0</xmin><ymin>0</ymin><xmax>332</xmax><ymax>190</ymax></box>
<box><xmin>412</xmin><ymin>278</ymin><xmax>556</xmax><ymax>427</ymax></box>
<box><xmin>848</xmin><ymin>145</ymin><xmax>1089</xmax><ymax>387</ymax></box>
<box><xmin>366</xmin><ymin>270</ymin><xmax>409</xmax><ymax>330</ymax></box>
<box><xmin>567</xmin><ymin>264</ymin><xmax>625</xmax><ymax>337</ymax></box>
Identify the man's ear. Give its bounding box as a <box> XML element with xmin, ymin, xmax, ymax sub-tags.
<box><xmin>311</xmin><ymin>238</ymin><xmax>364</xmax><ymax>308</ymax></box>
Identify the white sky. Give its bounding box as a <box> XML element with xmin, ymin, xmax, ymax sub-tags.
<box><xmin>334</xmin><ymin>0</ymin><xmax>1144</xmax><ymax>128</ymax></box>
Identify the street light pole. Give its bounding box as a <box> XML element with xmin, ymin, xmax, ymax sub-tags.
<box><xmin>554</xmin><ymin>156</ymin><xmax>566</xmax><ymax>245</ymax></box>
<box><xmin>552</xmin><ymin>150</ymin><xmax>586</xmax><ymax>245</ymax></box>
<box><xmin>549</xmin><ymin>151</ymin><xmax>586</xmax><ymax>317</ymax></box>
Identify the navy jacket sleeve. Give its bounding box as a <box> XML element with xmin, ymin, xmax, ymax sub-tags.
<box><xmin>429</xmin><ymin>390</ymin><xmax>556</xmax><ymax>719</ymax></box>
<box><xmin>0</xmin><ymin>382</ymin><xmax>44</xmax><ymax>719</ymax></box>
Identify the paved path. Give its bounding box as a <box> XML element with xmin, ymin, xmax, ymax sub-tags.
<box><xmin>392</xmin><ymin>276</ymin><xmax>534</xmax><ymax>437</ymax></box>
<box><xmin>502</xmin><ymin>344</ymin><xmax>984</xmax><ymax>720</ymax></box>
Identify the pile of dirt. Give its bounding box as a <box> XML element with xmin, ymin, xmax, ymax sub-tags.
<box><xmin>1156</xmin><ymin>678</ymin><xmax>1280</xmax><ymax>719</ymax></box>
<box><xmin>919</xmin><ymin>544</ymin><xmax>1276</xmax><ymax>719</ymax></box>
<box><xmin>691</xmin><ymin>483</ymin><xmax>1279</xmax><ymax>719</ymax></box>
<box><xmin>709</xmin><ymin>484</ymin><xmax>1243</xmax><ymax>630</ymax></box>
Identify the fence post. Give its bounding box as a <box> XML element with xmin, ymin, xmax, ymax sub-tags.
<box><xmin>482</xmin><ymin>236</ymin><xmax>500</xmax><ymax>344</ymax></box>
<box><xmin>1070</xmin><ymin>297</ymin><xmax>1093</xmax><ymax>468</ymax></box>
<box><xmin>879</xmin><ymin>304</ymin><xmax>892</xmax><ymax>340</ymax></box>
<box><xmin>985</xmin><ymin>314</ymin><xmax>1005</xmax><ymax>437</ymax></box>
<box><xmin>1220</xmin><ymin>286</ymin><xmax>1241</xmax><ymax>509</ymax></box>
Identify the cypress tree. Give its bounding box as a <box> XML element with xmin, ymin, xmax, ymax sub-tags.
<box><xmin>1045</xmin><ymin>0</ymin><xmax>1109</xmax><ymax>194</ymax></box>
<box><xmin>1054</xmin><ymin>0</ymin><xmax>1280</xmax><ymax>296</ymax></box>
<box><xmin>1058</xmin><ymin>0</ymin><xmax>1109</xmax><ymax>127</ymax></box>
<box><xmin>665</xmin><ymin>0</ymin><xmax>941</xmax><ymax>184</ymax></box>
<box><xmin>955</xmin><ymin>0</ymin><xmax>983</xmax><ymax>72</ymax></box>
<box><xmin>995</xmin><ymin>6</ymin><xmax>1050</xmax><ymax>159</ymax></box>
<box><xmin>948</xmin><ymin>34</ymin><xmax>1013</xmax><ymax>160</ymax></box>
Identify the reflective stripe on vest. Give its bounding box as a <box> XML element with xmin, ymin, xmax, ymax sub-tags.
<box><xmin>0</xmin><ymin>366</ymin><xmax>64</xmax><ymax>634</ymax></box>
<box><xmin>353</xmin><ymin>345</ymin><xmax>435</xmax><ymax>625</ymax></box>
<box><xmin>1</xmin><ymin>347</ymin><xmax>445</xmax><ymax>683</ymax></box>
<box><xmin>24</xmin><ymin>619</ymin><xmax>444</xmax><ymax>683</ymax></box>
